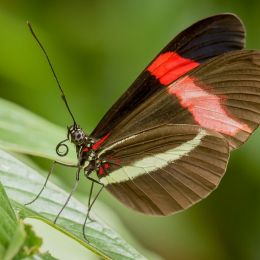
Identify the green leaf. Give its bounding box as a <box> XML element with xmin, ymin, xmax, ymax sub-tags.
<box><xmin>0</xmin><ymin>182</ymin><xmax>56</xmax><ymax>260</ymax></box>
<box><xmin>13</xmin><ymin>223</ymin><xmax>44</xmax><ymax>260</ymax></box>
<box><xmin>0</xmin><ymin>97</ymin><xmax>146</xmax><ymax>259</ymax></box>
<box><xmin>0</xmin><ymin>182</ymin><xmax>22</xmax><ymax>260</ymax></box>
<box><xmin>4</xmin><ymin>220</ymin><xmax>26</xmax><ymax>260</ymax></box>
<box><xmin>0</xmin><ymin>98</ymin><xmax>75</xmax><ymax>164</ymax></box>
<box><xmin>0</xmin><ymin>149</ymin><xmax>146</xmax><ymax>260</ymax></box>
<box><xmin>22</xmin><ymin>252</ymin><xmax>58</xmax><ymax>260</ymax></box>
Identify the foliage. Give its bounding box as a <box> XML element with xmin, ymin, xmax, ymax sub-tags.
<box><xmin>0</xmin><ymin>99</ymin><xmax>146</xmax><ymax>259</ymax></box>
<box><xmin>0</xmin><ymin>182</ymin><xmax>57</xmax><ymax>260</ymax></box>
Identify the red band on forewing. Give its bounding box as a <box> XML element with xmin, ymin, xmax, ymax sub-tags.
<box><xmin>168</xmin><ymin>76</ymin><xmax>251</xmax><ymax>136</ymax></box>
<box><xmin>92</xmin><ymin>132</ymin><xmax>110</xmax><ymax>150</ymax></box>
<box><xmin>147</xmin><ymin>52</ymin><xmax>199</xmax><ymax>85</ymax></box>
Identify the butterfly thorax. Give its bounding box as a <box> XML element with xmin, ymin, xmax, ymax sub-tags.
<box><xmin>76</xmin><ymin>134</ymin><xmax>113</xmax><ymax>178</ymax></box>
<box><xmin>80</xmin><ymin>144</ymin><xmax>97</xmax><ymax>164</ymax></box>
<box><xmin>67</xmin><ymin>124</ymin><xmax>111</xmax><ymax>176</ymax></box>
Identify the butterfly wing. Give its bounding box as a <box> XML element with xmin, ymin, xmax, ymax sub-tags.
<box><xmin>102</xmin><ymin>50</ymin><xmax>260</xmax><ymax>150</ymax></box>
<box><xmin>92</xmin><ymin>14</ymin><xmax>245</xmax><ymax>139</ymax></box>
<box><xmin>98</xmin><ymin>124</ymin><xmax>229</xmax><ymax>215</ymax></box>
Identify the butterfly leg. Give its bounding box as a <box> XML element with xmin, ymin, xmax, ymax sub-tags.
<box><xmin>25</xmin><ymin>160</ymin><xmax>78</xmax><ymax>206</ymax></box>
<box><xmin>54</xmin><ymin>166</ymin><xmax>81</xmax><ymax>224</ymax></box>
<box><xmin>82</xmin><ymin>166</ymin><xmax>104</xmax><ymax>241</ymax></box>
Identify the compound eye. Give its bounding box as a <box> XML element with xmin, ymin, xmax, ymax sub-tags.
<box><xmin>74</xmin><ymin>130</ymin><xmax>85</xmax><ymax>143</ymax></box>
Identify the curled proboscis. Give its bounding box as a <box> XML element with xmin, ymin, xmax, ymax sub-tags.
<box><xmin>56</xmin><ymin>139</ymin><xmax>69</xmax><ymax>157</ymax></box>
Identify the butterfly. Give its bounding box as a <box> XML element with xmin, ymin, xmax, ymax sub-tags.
<box><xmin>26</xmin><ymin>13</ymin><xmax>260</xmax><ymax>238</ymax></box>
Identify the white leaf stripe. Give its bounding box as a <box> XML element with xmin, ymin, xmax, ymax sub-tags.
<box><xmin>107</xmin><ymin>153</ymin><xmax>214</xmax><ymax>206</ymax></box>
<box><xmin>100</xmin><ymin>128</ymin><xmax>207</xmax><ymax>185</ymax></box>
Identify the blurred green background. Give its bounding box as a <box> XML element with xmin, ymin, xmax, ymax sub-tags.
<box><xmin>1</xmin><ymin>1</ymin><xmax>260</xmax><ymax>259</ymax></box>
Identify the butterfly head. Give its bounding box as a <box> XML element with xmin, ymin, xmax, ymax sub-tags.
<box><xmin>68</xmin><ymin>124</ymin><xmax>88</xmax><ymax>146</ymax></box>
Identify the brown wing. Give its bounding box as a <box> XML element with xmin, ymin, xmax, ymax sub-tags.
<box><xmin>102</xmin><ymin>50</ymin><xmax>260</xmax><ymax>150</ymax></box>
<box><xmin>91</xmin><ymin>14</ymin><xmax>245</xmax><ymax>139</ymax></box>
<box><xmin>98</xmin><ymin>124</ymin><xmax>229</xmax><ymax>215</ymax></box>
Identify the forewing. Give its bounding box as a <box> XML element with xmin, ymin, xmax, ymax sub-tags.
<box><xmin>98</xmin><ymin>124</ymin><xmax>229</xmax><ymax>215</ymax></box>
<box><xmin>92</xmin><ymin>14</ymin><xmax>245</xmax><ymax>139</ymax></box>
<box><xmin>180</xmin><ymin>50</ymin><xmax>260</xmax><ymax>149</ymax></box>
<box><xmin>103</xmin><ymin>50</ymin><xmax>260</xmax><ymax>150</ymax></box>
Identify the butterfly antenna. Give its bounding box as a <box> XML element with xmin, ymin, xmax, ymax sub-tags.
<box><xmin>27</xmin><ymin>21</ymin><xmax>77</xmax><ymax>126</ymax></box>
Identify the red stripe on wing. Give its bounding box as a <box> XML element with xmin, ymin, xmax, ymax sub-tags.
<box><xmin>147</xmin><ymin>52</ymin><xmax>199</xmax><ymax>85</ymax></box>
<box><xmin>92</xmin><ymin>132</ymin><xmax>110</xmax><ymax>150</ymax></box>
<box><xmin>168</xmin><ymin>76</ymin><xmax>251</xmax><ymax>136</ymax></box>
